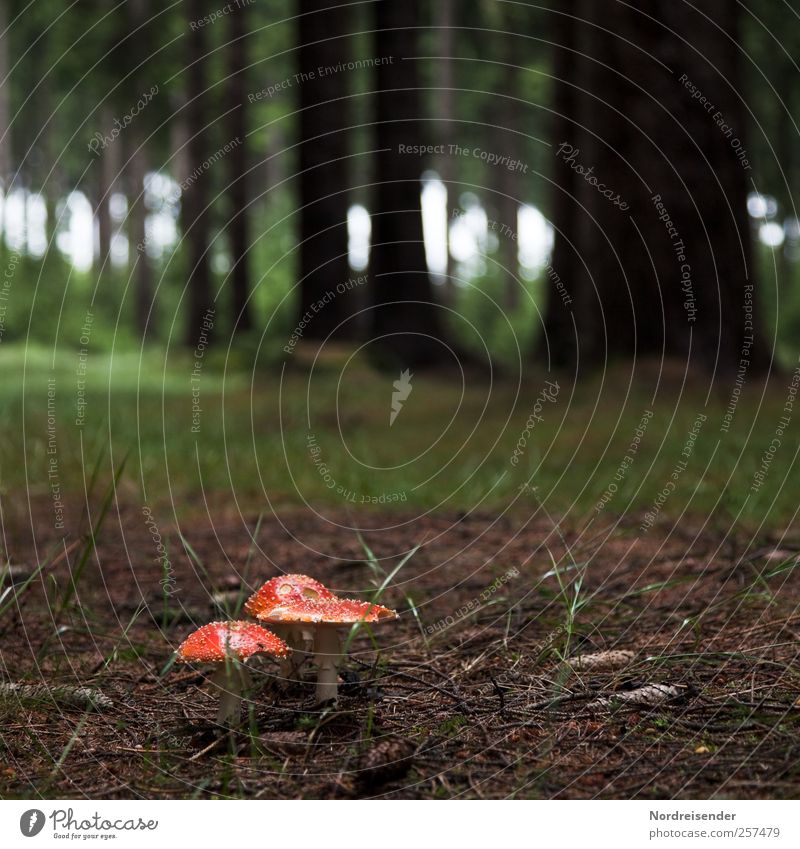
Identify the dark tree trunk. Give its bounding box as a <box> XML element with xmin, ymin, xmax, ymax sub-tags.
<box><xmin>541</xmin><ymin>0</ymin><xmax>769</xmax><ymax>374</ymax></box>
<box><xmin>184</xmin><ymin>0</ymin><xmax>214</xmax><ymax>347</ymax></box>
<box><xmin>494</xmin><ymin>17</ymin><xmax>525</xmax><ymax>313</ymax></box>
<box><xmin>170</xmin><ymin>93</ymin><xmax>191</xmax><ymax>188</ymax></box>
<box><xmin>296</xmin><ymin>0</ymin><xmax>353</xmax><ymax>339</ymax></box>
<box><xmin>0</xmin><ymin>0</ymin><xmax>11</xmax><ymax>188</ymax></box>
<box><xmin>496</xmin><ymin>134</ymin><xmax>522</xmax><ymax>311</ymax></box>
<box><xmin>370</xmin><ymin>0</ymin><xmax>444</xmax><ymax>367</ymax></box>
<box><xmin>96</xmin><ymin>186</ymin><xmax>112</xmax><ymax>273</ymax></box>
<box><xmin>128</xmin><ymin>136</ymin><xmax>151</xmax><ymax>335</ymax></box>
<box><xmin>435</xmin><ymin>0</ymin><xmax>455</xmax><ymax>297</ymax></box>
<box><xmin>127</xmin><ymin>0</ymin><xmax>154</xmax><ymax>340</ymax></box>
<box><xmin>265</xmin><ymin>123</ymin><xmax>287</xmax><ymax>189</ymax></box>
<box><xmin>39</xmin><ymin>78</ymin><xmax>62</xmax><ymax>244</ymax></box>
<box><xmin>539</xmin><ymin>1</ymin><xmax>579</xmax><ymax>366</ymax></box>
<box><xmin>778</xmin><ymin>82</ymin><xmax>800</xmax><ymax>293</ymax></box>
<box><xmin>95</xmin><ymin>102</ymin><xmax>118</xmax><ymax>273</ymax></box>
<box><xmin>226</xmin><ymin>0</ymin><xmax>252</xmax><ymax>333</ymax></box>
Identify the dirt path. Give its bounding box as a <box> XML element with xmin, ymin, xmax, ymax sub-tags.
<box><xmin>1</xmin><ymin>505</ymin><xmax>798</xmax><ymax>799</ymax></box>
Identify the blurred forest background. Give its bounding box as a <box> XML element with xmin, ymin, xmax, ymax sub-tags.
<box><xmin>0</xmin><ymin>0</ymin><xmax>797</xmax><ymax>366</ymax></box>
<box><xmin>1</xmin><ymin>0</ymin><xmax>800</xmax><ymax>524</ymax></box>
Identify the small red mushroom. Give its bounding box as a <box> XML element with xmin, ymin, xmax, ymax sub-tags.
<box><xmin>254</xmin><ymin>597</ymin><xmax>396</xmax><ymax>704</ymax></box>
<box><xmin>176</xmin><ymin>621</ymin><xmax>289</xmax><ymax>725</ymax></box>
<box><xmin>244</xmin><ymin>575</ymin><xmax>337</xmax><ymax>681</ymax></box>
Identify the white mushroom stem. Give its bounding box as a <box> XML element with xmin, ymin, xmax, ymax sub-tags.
<box><xmin>272</xmin><ymin>625</ymin><xmax>313</xmax><ymax>685</ymax></box>
<box><xmin>271</xmin><ymin>625</ymin><xmax>293</xmax><ymax>683</ymax></box>
<box><xmin>313</xmin><ymin>625</ymin><xmax>342</xmax><ymax>704</ymax></box>
<box><xmin>210</xmin><ymin>662</ymin><xmax>252</xmax><ymax>725</ymax></box>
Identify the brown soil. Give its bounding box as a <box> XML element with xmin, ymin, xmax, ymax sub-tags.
<box><xmin>1</xmin><ymin>503</ymin><xmax>798</xmax><ymax>799</ymax></box>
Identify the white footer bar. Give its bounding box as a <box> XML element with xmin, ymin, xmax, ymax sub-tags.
<box><xmin>1</xmin><ymin>799</ymin><xmax>798</xmax><ymax>848</ymax></box>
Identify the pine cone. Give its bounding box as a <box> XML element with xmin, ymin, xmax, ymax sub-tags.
<box><xmin>356</xmin><ymin>737</ymin><xmax>415</xmax><ymax>788</ymax></box>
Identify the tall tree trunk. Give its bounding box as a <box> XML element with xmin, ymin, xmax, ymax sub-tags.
<box><xmin>494</xmin><ymin>25</ymin><xmax>524</xmax><ymax>312</ymax></box>
<box><xmin>539</xmin><ymin>0</ymin><xmax>579</xmax><ymax>366</ymax></box>
<box><xmin>0</xmin><ymin>0</ymin><xmax>11</xmax><ymax>189</ymax></box>
<box><xmin>95</xmin><ymin>189</ymin><xmax>112</xmax><ymax>273</ymax></box>
<box><xmin>496</xmin><ymin>168</ymin><xmax>522</xmax><ymax>313</ymax></box>
<box><xmin>184</xmin><ymin>0</ymin><xmax>213</xmax><ymax>347</ymax></box>
<box><xmin>435</xmin><ymin>0</ymin><xmax>455</xmax><ymax>297</ymax></box>
<box><xmin>265</xmin><ymin>124</ymin><xmax>287</xmax><ymax>190</ymax></box>
<box><xmin>776</xmin><ymin>85</ymin><xmax>794</xmax><ymax>292</ymax></box>
<box><xmin>370</xmin><ymin>0</ymin><xmax>444</xmax><ymax>367</ymax></box>
<box><xmin>481</xmin><ymin>0</ymin><xmax>532</xmax><ymax>314</ymax></box>
<box><xmin>127</xmin><ymin>0</ymin><xmax>154</xmax><ymax>339</ymax></box>
<box><xmin>128</xmin><ymin>133</ymin><xmax>150</xmax><ymax>335</ymax></box>
<box><xmin>296</xmin><ymin>0</ymin><xmax>353</xmax><ymax>339</ymax></box>
<box><xmin>169</xmin><ymin>92</ymin><xmax>191</xmax><ymax>189</ymax></box>
<box><xmin>95</xmin><ymin>102</ymin><xmax>117</xmax><ymax>272</ymax></box>
<box><xmin>38</xmin><ymin>44</ymin><xmax>63</xmax><ymax>246</ymax></box>
<box><xmin>226</xmin><ymin>0</ymin><xmax>252</xmax><ymax>333</ymax></box>
<box><xmin>542</xmin><ymin>0</ymin><xmax>769</xmax><ymax>373</ymax></box>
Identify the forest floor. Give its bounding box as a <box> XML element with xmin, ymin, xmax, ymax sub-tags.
<box><xmin>4</xmin><ymin>345</ymin><xmax>800</xmax><ymax>525</ymax></box>
<box><xmin>1</xmin><ymin>503</ymin><xmax>799</xmax><ymax>799</ymax></box>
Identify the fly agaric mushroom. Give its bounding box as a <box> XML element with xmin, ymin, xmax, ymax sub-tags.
<box><xmin>255</xmin><ymin>597</ymin><xmax>396</xmax><ymax>704</ymax></box>
<box><xmin>244</xmin><ymin>575</ymin><xmax>337</xmax><ymax>681</ymax></box>
<box><xmin>244</xmin><ymin>574</ymin><xmax>336</xmax><ymax>613</ymax></box>
<box><xmin>176</xmin><ymin>621</ymin><xmax>289</xmax><ymax>725</ymax></box>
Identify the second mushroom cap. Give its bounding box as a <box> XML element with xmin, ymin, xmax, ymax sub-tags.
<box><xmin>258</xmin><ymin>597</ymin><xmax>397</xmax><ymax>624</ymax></box>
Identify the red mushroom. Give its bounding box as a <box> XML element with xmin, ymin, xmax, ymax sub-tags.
<box><xmin>244</xmin><ymin>575</ymin><xmax>337</xmax><ymax>681</ymax></box>
<box><xmin>244</xmin><ymin>574</ymin><xmax>336</xmax><ymax>613</ymax></box>
<box><xmin>176</xmin><ymin>621</ymin><xmax>289</xmax><ymax>725</ymax></box>
<box><xmin>255</xmin><ymin>597</ymin><xmax>396</xmax><ymax>703</ymax></box>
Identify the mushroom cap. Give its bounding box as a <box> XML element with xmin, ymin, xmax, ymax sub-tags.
<box><xmin>176</xmin><ymin>621</ymin><xmax>290</xmax><ymax>663</ymax></box>
<box><xmin>258</xmin><ymin>597</ymin><xmax>397</xmax><ymax>625</ymax></box>
<box><xmin>244</xmin><ymin>574</ymin><xmax>336</xmax><ymax>618</ymax></box>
